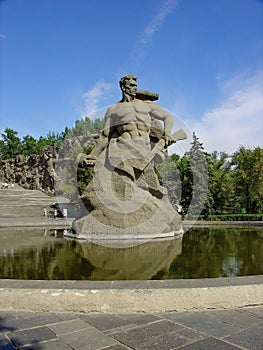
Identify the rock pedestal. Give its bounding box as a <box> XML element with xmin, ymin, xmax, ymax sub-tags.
<box><xmin>72</xmin><ymin>145</ymin><xmax>183</xmax><ymax>240</ymax></box>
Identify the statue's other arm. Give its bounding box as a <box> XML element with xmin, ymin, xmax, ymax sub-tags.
<box><xmin>149</xmin><ymin>103</ymin><xmax>174</xmax><ymax>146</ymax></box>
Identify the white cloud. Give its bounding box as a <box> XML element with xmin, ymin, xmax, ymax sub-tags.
<box><xmin>0</xmin><ymin>33</ymin><xmax>6</xmax><ymax>39</ymax></box>
<box><xmin>141</xmin><ymin>0</ymin><xmax>177</xmax><ymax>44</ymax></box>
<box><xmin>192</xmin><ymin>71</ymin><xmax>263</xmax><ymax>154</ymax></box>
<box><xmin>133</xmin><ymin>0</ymin><xmax>178</xmax><ymax>62</ymax></box>
<box><xmin>82</xmin><ymin>80</ymin><xmax>112</xmax><ymax>117</ymax></box>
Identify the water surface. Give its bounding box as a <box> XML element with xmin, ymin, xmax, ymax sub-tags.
<box><xmin>0</xmin><ymin>227</ymin><xmax>262</xmax><ymax>280</ymax></box>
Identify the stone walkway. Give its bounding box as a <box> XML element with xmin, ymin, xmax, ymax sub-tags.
<box><xmin>0</xmin><ymin>306</ymin><xmax>263</xmax><ymax>349</ymax></box>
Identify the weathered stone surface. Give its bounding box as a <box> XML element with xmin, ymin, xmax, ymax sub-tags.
<box><xmin>1</xmin><ymin>307</ymin><xmax>263</xmax><ymax>349</ymax></box>
<box><xmin>0</xmin><ymin>134</ymin><xmax>98</xmax><ymax>195</ymax></box>
<box><xmin>0</xmin><ymin>145</ymin><xmax>58</xmax><ymax>193</ymax></box>
<box><xmin>1</xmin><ymin>284</ymin><xmax>263</xmax><ymax>314</ymax></box>
<box><xmin>72</xmin><ymin>75</ymin><xmax>186</xmax><ymax>238</ymax></box>
<box><xmin>135</xmin><ymin>89</ymin><xmax>159</xmax><ymax>101</ymax></box>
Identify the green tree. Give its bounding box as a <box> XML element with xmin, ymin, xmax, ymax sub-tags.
<box><xmin>62</xmin><ymin>126</ymin><xmax>70</xmax><ymax>139</ymax></box>
<box><xmin>45</xmin><ymin>131</ymin><xmax>64</xmax><ymax>144</ymax></box>
<box><xmin>66</xmin><ymin>116</ymin><xmax>104</xmax><ymax>138</ymax></box>
<box><xmin>176</xmin><ymin>155</ymin><xmax>192</xmax><ymax>215</ymax></box>
<box><xmin>36</xmin><ymin>131</ymin><xmax>63</xmax><ymax>154</ymax></box>
<box><xmin>0</xmin><ymin>128</ymin><xmax>22</xmax><ymax>159</ymax></box>
<box><xmin>157</xmin><ymin>133</ymin><xmax>210</xmax><ymax>218</ymax></box>
<box><xmin>21</xmin><ymin>135</ymin><xmax>39</xmax><ymax>155</ymax></box>
<box><xmin>207</xmin><ymin>151</ymin><xmax>234</xmax><ymax>214</ymax></box>
<box><xmin>185</xmin><ymin>132</ymin><xmax>210</xmax><ymax>219</ymax></box>
<box><xmin>93</xmin><ymin>117</ymin><xmax>104</xmax><ymax>132</ymax></box>
<box><xmin>231</xmin><ymin>146</ymin><xmax>263</xmax><ymax>213</ymax></box>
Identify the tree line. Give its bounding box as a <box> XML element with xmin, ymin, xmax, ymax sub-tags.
<box><xmin>0</xmin><ymin>116</ymin><xmax>104</xmax><ymax>160</ymax></box>
<box><xmin>1</xmin><ymin>117</ymin><xmax>262</xmax><ymax>216</ymax></box>
<box><xmin>157</xmin><ymin>134</ymin><xmax>263</xmax><ymax>217</ymax></box>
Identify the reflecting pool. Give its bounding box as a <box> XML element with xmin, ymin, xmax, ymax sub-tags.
<box><xmin>0</xmin><ymin>227</ymin><xmax>262</xmax><ymax>280</ymax></box>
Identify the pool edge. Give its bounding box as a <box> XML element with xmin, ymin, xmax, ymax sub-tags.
<box><xmin>1</xmin><ymin>276</ymin><xmax>262</xmax><ymax>314</ymax></box>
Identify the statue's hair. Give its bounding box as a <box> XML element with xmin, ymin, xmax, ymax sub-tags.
<box><xmin>119</xmin><ymin>75</ymin><xmax>137</xmax><ymax>89</ymax></box>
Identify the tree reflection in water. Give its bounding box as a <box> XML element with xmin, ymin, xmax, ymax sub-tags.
<box><xmin>169</xmin><ymin>228</ymin><xmax>263</xmax><ymax>279</ymax></box>
<box><xmin>0</xmin><ymin>227</ymin><xmax>262</xmax><ymax>280</ymax></box>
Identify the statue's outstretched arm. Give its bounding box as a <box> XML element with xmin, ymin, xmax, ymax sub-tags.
<box><xmin>79</xmin><ymin>107</ymin><xmax>115</xmax><ymax>165</ymax></box>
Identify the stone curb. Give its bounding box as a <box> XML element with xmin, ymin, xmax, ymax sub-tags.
<box><xmin>1</xmin><ymin>276</ymin><xmax>262</xmax><ymax>314</ymax></box>
<box><xmin>1</xmin><ymin>218</ymin><xmax>262</xmax><ymax>228</ymax></box>
<box><xmin>183</xmin><ymin>220</ymin><xmax>263</xmax><ymax>227</ymax></box>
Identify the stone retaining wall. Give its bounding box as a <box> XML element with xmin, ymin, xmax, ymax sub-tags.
<box><xmin>0</xmin><ymin>133</ymin><xmax>98</xmax><ymax>194</ymax></box>
<box><xmin>1</xmin><ymin>276</ymin><xmax>262</xmax><ymax>313</ymax></box>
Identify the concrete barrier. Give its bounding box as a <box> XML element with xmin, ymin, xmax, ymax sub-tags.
<box><xmin>1</xmin><ymin>276</ymin><xmax>262</xmax><ymax>313</ymax></box>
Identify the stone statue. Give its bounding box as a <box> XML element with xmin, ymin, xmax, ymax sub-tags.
<box><xmin>72</xmin><ymin>75</ymin><xmax>187</xmax><ymax>239</ymax></box>
<box><xmin>0</xmin><ymin>145</ymin><xmax>59</xmax><ymax>194</ymax></box>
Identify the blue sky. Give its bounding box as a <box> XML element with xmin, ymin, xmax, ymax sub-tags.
<box><xmin>1</xmin><ymin>0</ymin><xmax>263</xmax><ymax>155</ymax></box>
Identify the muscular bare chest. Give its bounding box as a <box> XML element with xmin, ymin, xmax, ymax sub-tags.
<box><xmin>113</xmin><ymin>101</ymin><xmax>151</xmax><ymax>123</ymax></box>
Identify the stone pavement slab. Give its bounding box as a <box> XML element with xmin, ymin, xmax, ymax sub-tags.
<box><xmin>8</xmin><ymin>326</ymin><xmax>56</xmax><ymax>347</ymax></box>
<box><xmin>161</xmin><ymin>310</ymin><xmax>244</xmax><ymax>337</ymax></box>
<box><xmin>0</xmin><ymin>306</ymin><xmax>263</xmax><ymax>349</ymax></box>
<box><xmin>110</xmin><ymin>319</ymin><xmax>184</xmax><ymax>348</ymax></box>
<box><xmin>77</xmin><ymin>314</ymin><xmax>135</xmax><ymax>331</ymax></box>
<box><xmin>113</xmin><ymin>326</ymin><xmax>204</xmax><ymax>350</ymax></box>
<box><xmin>0</xmin><ymin>313</ymin><xmax>69</xmax><ymax>333</ymax></box>
<box><xmin>178</xmin><ymin>337</ymin><xmax>243</xmax><ymax>349</ymax></box>
<box><xmin>0</xmin><ymin>333</ymin><xmax>16</xmax><ymax>350</ymax></box>
<box><xmin>21</xmin><ymin>339</ymin><xmax>73</xmax><ymax>350</ymax></box>
<box><xmin>58</xmin><ymin>327</ymin><xmax>118</xmax><ymax>350</ymax></box>
<box><xmin>48</xmin><ymin>318</ymin><xmax>92</xmax><ymax>335</ymax></box>
<box><xmin>210</xmin><ymin>308</ymin><xmax>263</xmax><ymax>327</ymax></box>
<box><xmin>224</xmin><ymin>325</ymin><xmax>263</xmax><ymax>350</ymax></box>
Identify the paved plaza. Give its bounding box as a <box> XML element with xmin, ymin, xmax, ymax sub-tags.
<box><xmin>0</xmin><ymin>306</ymin><xmax>263</xmax><ymax>349</ymax></box>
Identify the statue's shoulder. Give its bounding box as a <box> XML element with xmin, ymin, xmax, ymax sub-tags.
<box><xmin>105</xmin><ymin>103</ymin><xmax>119</xmax><ymax>114</ymax></box>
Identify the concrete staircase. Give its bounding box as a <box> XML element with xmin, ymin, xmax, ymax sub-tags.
<box><xmin>0</xmin><ymin>185</ymin><xmax>57</xmax><ymax>218</ymax></box>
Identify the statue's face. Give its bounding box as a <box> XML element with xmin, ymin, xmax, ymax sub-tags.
<box><xmin>123</xmin><ymin>79</ymin><xmax>137</xmax><ymax>97</ymax></box>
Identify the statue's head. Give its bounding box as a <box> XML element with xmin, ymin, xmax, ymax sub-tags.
<box><xmin>119</xmin><ymin>75</ymin><xmax>138</xmax><ymax>99</ymax></box>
